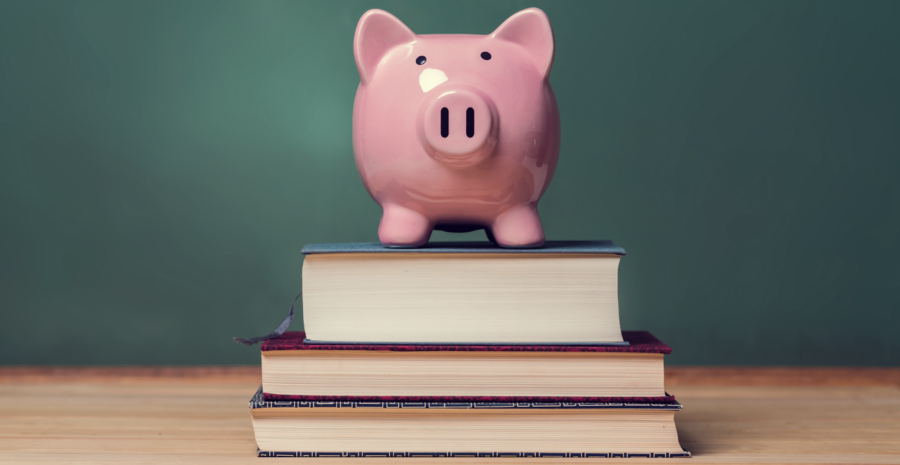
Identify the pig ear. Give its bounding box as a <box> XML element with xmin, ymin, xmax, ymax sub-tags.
<box><xmin>354</xmin><ymin>9</ymin><xmax>417</xmax><ymax>85</ymax></box>
<box><xmin>491</xmin><ymin>8</ymin><xmax>555</xmax><ymax>79</ymax></box>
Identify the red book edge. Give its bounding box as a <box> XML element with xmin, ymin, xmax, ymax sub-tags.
<box><xmin>260</xmin><ymin>330</ymin><xmax>672</xmax><ymax>354</ymax></box>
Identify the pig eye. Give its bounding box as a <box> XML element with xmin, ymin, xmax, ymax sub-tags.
<box><xmin>481</xmin><ymin>52</ymin><xmax>491</xmax><ymax>60</ymax></box>
<box><xmin>416</xmin><ymin>56</ymin><xmax>427</xmax><ymax>65</ymax></box>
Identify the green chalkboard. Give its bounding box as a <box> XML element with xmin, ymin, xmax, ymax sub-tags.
<box><xmin>0</xmin><ymin>0</ymin><xmax>897</xmax><ymax>365</ymax></box>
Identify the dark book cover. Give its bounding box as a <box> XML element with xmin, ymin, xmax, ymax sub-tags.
<box><xmin>261</xmin><ymin>330</ymin><xmax>670</xmax><ymax>354</ymax></box>
<box><xmin>252</xmin><ymin>387</ymin><xmax>681</xmax><ymax>410</ymax></box>
<box><xmin>301</xmin><ymin>240</ymin><xmax>627</xmax><ymax>255</ymax></box>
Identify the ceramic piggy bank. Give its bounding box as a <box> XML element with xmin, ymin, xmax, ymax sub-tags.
<box><xmin>352</xmin><ymin>8</ymin><xmax>559</xmax><ymax>248</ymax></box>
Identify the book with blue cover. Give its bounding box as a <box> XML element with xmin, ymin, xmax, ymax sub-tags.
<box><xmin>300</xmin><ymin>241</ymin><xmax>628</xmax><ymax>345</ymax></box>
<box><xmin>300</xmin><ymin>240</ymin><xmax>627</xmax><ymax>255</ymax></box>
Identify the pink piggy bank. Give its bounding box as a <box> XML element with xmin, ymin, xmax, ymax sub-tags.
<box><xmin>352</xmin><ymin>8</ymin><xmax>560</xmax><ymax>248</ymax></box>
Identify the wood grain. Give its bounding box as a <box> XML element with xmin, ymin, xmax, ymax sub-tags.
<box><xmin>666</xmin><ymin>367</ymin><xmax>900</xmax><ymax>387</ymax></box>
<box><xmin>4</xmin><ymin>366</ymin><xmax>898</xmax><ymax>386</ymax></box>
<box><xmin>0</xmin><ymin>367</ymin><xmax>898</xmax><ymax>464</ymax></box>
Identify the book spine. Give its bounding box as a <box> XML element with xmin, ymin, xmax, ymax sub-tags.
<box><xmin>261</xmin><ymin>393</ymin><xmax>678</xmax><ymax>404</ymax></box>
<box><xmin>258</xmin><ymin>450</ymin><xmax>691</xmax><ymax>458</ymax></box>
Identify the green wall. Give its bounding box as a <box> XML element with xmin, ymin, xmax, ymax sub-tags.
<box><xmin>1</xmin><ymin>0</ymin><xmax>897</xmax><ymax>366</ymax></box>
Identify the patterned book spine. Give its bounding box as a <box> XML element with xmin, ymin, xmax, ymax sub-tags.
<box><xmin>250</xmin><ymin>388</ymin><xmax>690</xmax><ymax>458</ymax></box>
<box><xmin>262</xmin><ymin>392</ymin><xmax>678</xmax><ymax>404</ymax></box>
<box><xmin>250</xmin><ymin>387</ymin><xmax>682</xmax><ymax>410</ymax></box>
<box><xmin>258</xmin><ymin>450</ymin><xmax>692</xmax><ymax>458</ymax></box>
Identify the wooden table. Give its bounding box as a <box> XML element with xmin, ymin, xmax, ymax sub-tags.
<box><xmin>1</xmin><ymin>367</ymin><xmax>898</xmax><ymax>464</ymax></box>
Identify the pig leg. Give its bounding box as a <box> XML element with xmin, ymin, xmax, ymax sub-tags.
<box><xmin>378</xmin><ymin>204</ymin><xmax>433</xmax><ymax>248</ymax></box>
<box><xmin>490</xmin><ymin>204</ymin><xmax>545</xmax><ymax>248</ymax></box>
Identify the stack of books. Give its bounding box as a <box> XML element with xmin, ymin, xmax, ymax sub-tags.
<box><xmin>248</xmin><ymin>241</ymin><xmax>689</xmax><ymax>458</ymax></box>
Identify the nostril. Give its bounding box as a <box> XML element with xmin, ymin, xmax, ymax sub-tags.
<box><xmin>440</xmin><ymin>108</ymin><xmax>449</xmax><ymax>138</ymax></box>
<box><xmin>466</xmin><ymin>108</ymin><xmax>474</xmax><ymax>138</ymax></box>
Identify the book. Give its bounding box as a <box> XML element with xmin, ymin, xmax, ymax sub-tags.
<box><xmin>300</xmin><ymin>241</ymin><xmax>627</xmax><ymax>344</ymax></box>
<box><xmin>261</xmin><ymin>331</ymin><xmax>672</xmax><ymax>402</ymax></box>
<box><xmin>249</xmin><ymin>388</ymin><xmax>690</xmax><ymax>457</ymax></box>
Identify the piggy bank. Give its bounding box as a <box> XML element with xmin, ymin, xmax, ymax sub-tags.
<box><xmin>352</xmin><ymin>8</ymin><xmax>559</xmax><ymax>248</ymax></box>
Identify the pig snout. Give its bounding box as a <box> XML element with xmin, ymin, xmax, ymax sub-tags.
<box><xmin>421</xmin><ymin>89</ymin><xmax>496</xmax><ymax>167</ymax></box>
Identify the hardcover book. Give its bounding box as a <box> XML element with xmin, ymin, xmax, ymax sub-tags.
<box><xmin>300</xmin><ymin>241</ymin><xmax>628</xmax><ymax>345</ymax></box>
<box><xmin>249</xmin><ymin>388</ymin><xmax>690</xmax><ymax>457</ymax></box>
<box><xmin>261</xmin><ymin>331</ymin><xmax>673</xmax><ymax>402</ymax></box>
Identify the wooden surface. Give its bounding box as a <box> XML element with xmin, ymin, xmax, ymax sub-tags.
<box><xmin>0</xmin><ymin>367</ymin><xmax>898</xmax><ymax>464</ymax></box>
